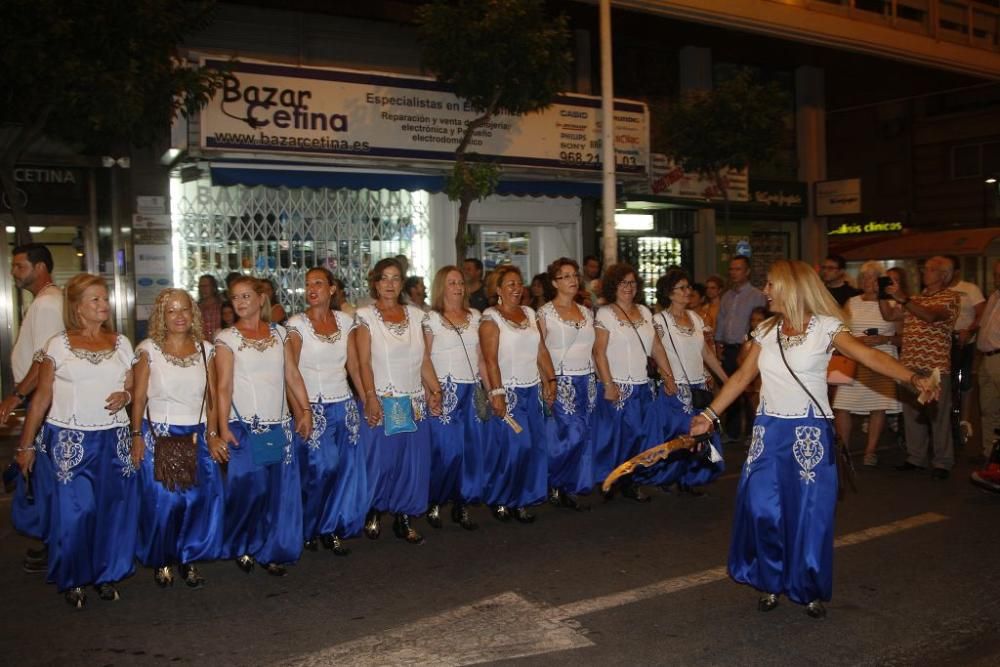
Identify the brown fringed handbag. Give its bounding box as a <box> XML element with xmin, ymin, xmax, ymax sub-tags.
<box><xmin>151</xmin><ymin>343</ymin><xmax>210</xmax><ymax>492</ymax></box>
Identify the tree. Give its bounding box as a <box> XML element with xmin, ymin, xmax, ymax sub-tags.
<box><xmin>417</xmin><ymin>0</ymin><xmax>572</xmax><ymax>262</ymax></box>
<box><xmin>659</xmin><ymin>67</ymin><xmax>789</xmax><ymax>234</ymax></box>
<box><xmin>0</xmin><ymin>0</ymin><xmax>225</xmax><ymax>245</ymax></box>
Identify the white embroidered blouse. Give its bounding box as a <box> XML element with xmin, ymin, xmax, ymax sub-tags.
<box><xmin>594</xmin><ymin>304</ymin><xmax>655</xmax><ymax>385</ymax></box>
<box><xmin>135</xmin><ymin>339</ymin><xmax>213</xmax><ymax>426</ymax></box>
<box><xmin>356</xmin><ymin>304</ymin><xmax>426</xmax><ymax>397</ymax></box>
<box><xmin>654</xmin><ymin>310</ymin><xmax>709</xmax><ymax>386</ymax></box>
<box><xmin>423</xmin><ymin>309</ymin><xmax>481</xmax><ymax>384</ymax></box>
<box><xmin>43</xmin><ymin>332</ymin><xmax>134</xmax><ymax>430</ymax></box>
<box><xmin>482</xmin><ymin>306</ymin><xmax>541</xmax><ymax>388</ymax></box>
<box><xmin>286</xmin><ymin>311</ymin><xmax>356</xmax><ymax>403</ymax></box>
<box><xmin>215</xmin><ymin>325</ymin><xmax>289</xmax><ymax>425</ymax></box>
<box><xmin>539</xmin><ymin>302</ymin><xmax>595</xmax><ymax>376</ymax></box>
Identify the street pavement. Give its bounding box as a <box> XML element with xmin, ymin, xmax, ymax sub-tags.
<box><xmin>1</xmin><ymin>424</ymin><xmax>999</xmax><ymax>666</ymax></box>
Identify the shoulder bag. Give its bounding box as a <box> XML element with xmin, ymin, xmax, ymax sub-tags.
<box><xmin>373</xmin><ymin>306</ymin><xmax>418</xmax><ymax>436</ymax></box>
<box><xmin>660</xmin><ymin>312</ymin><xmax>713</xmax><ymax>410</ymax></box>
<box><xmin>613</xmin><ymin>303</ymin><xmax>660</xmax><ymax>390</ymax></box>
<box><xmin>775</xmin><ymin>323</ymin><xmax>857</xmax><ymax>500</ymax></box>
<box><xmin>152</xmin><ymin>342</ymin><xmax>209</xmax><ymax>490</ymax></box>
<box><xmin>441</xmin><ymin>311</ymin><xmax>491</xmax><ymax>422</ymax></box>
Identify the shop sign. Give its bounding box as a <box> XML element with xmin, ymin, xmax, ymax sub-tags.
<box><xmin>815</xmin><ymin>178</ymin><xmax>862</xmax><ymax>216</ymax></box>
<box><xmin>828</xmin><ymin>220</ymin><xmax>904</xmax><ymax>235</ymax></box>
<box><xmin>750</xmin><ymin>180</ymin><xmax>807</xmax><ymax>212</ymax></box>
<box><xmin>199</xmin><ymin>59</ymin><xmax>648</xmax><ymax>175</ymax></box>
<box><xmin>648</xmin><ymin>154</ymin><xmax>748</xmax><ymax>201</ymax></box>
<box><xmin>1</xmin><ymin>165</ymin><xmax>89</xmax><ymax>216</ymax></box>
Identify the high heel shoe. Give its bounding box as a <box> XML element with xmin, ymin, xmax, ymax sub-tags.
<box><xmin>321</xmin><ymin>533</ymin><xmax>351</xmax><ymax>556</ymax></box>
<box><xmin>64</xmin><ymin>587</ymin><xmax>86</xmax><ymax>609</ymax></box>
<box><xmin>426</xmin><ymin>504</ymin><xmax>443</xmax><ymax>529</ymax></box>
<box><xmin>548</xmin><ymin>488</ymin><xmax>562</xmax><ymax>507</ymax></box>
<box><xmin>364</xmin><ymin>510</ymin><xmax>381</xmax><ymax>540</ymax></box>
<box><xmin>491</xmin><ymin>505</ymin><xmax>511</xmax><ymax>522</ymax></box>
<box><xmin>303</xmin><ymin>538</ymin><xmax>319</xmax><ymax>552</ymax></box>
<box><xmin>805</xmin><ymin>600</ymin><xmax>826</xmax><ymax>619</ymax></box>
<box><xmin>236</xmin><ymin>554</ymin><xmax>255</xmax><ymax>574</ymax></box>
<box><xmin>621</xmin><ymin>483</ymin><xmax>651</xmax><ymax>503</ymax></box>
<box><xmin>263</xmin><ymin>563</ymin><xmax>288</xmax><ymax>577</ymax></box>
<box><xmin>451</xmin><ymin>504</ymin><xmax>478</xmax><ymax>530</ymax></box>
<box><xmin>392</xmin><ymin>514</ymin><xmax>425</xmax><ymax>545</ymax></box>
<box><xmin>757</xmin><ymin>593</ymin><xmax>779</xmax><ymax>612</ymax></box>
<box><xmin>513</xmin><ymin>507</ymin><xmax>535</xmax><ymax>524</ymax></box>
<box><xmin>179</xmin><ymin>564</ymin><xmax>206</xmax><ymax>589</ymax></box>
<box><xmin>95</xmin><ymin>582</ymin><xmax>120</xmax><ymax>601</ymax></box>
<box><xmin>154</xmin><ymin>566</ymin><xmax>174</xmax><ymax>588</ymax></box>
<box><xmin>559</xmin><ymin>492</ymin><xmax>588</xmax><ymax>511</ymax></box>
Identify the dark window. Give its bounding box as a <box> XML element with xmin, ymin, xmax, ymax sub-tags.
<box><xmin>952</xmin><ymin>144</ymin><xmax>981</xmax><ymax>179</ymax></box>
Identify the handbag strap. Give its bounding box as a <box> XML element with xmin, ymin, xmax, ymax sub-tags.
<box><xmin>145</xmin><ymin>340</ymin><xmax>210</xmax><ymax>429</ymax></box>
<box><xmin>440</xmin><ymin>310</ymin><xmax>480</xmax><ymax>383</ymax></box>
<box><xmin>231</xmin><ymin>325</ymin><xmax>285</xmax><ymax>428</ymax></box>
<box><xmin>774</xmin><ymin>319</ymin><xmax>833</xmax><ymax>423</ymax></box>
<box><xmin>548</xmin><ymin>303</ymin><xmax>583</xmax><ymax>375</ymax></box>
<box><xmin>613</xmin><ymin>302</ymin><xmax>651</xmax><ymax>359</ymax></box>
<box><xmin>660</xmin><ymin>311</ymin><xmax>693</xmax><ymax>386</ymax></box>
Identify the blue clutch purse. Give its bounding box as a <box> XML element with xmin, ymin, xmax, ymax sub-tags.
<box><xmin>247</xmin><ymin>424</ymin><xmax>284</xmax><ymax>467</ymax></box>
<box><xmin>380</xmin><ymin>395</ymin><xmax>417</xmax><ymax>436</ymax></box>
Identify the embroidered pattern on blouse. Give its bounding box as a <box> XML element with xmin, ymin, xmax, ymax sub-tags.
<box><xmin>116</xmin><ymin>426</ymin><xmax>136</xmax><ymax>477</ymax></box>
<box><xmin>53</xmin><ymin>429</ymin><xmax>85</xmax><ymax>484</ymax></box>
<box><xmin>587</xmin><ymin>374</ymin><xmax>598</xmax><ymax>414</ymax></box>
<box><xmin>345</xmin><ymin>400</ymin><xmax>360</xmax><ymax>445</ymax></box>
<box><xmin>495</xmin><ymin>309</ymin><xmax>530</xmax><ymax>330</ymax></box>
<box><xmin>556</xmin><ymin>375</ymin><xmax>576</xmax><ymax>415</ymax></box>
<box><xmin>156</xmin><ymin>342</ymin><xmax>201</xmax><ymax>368</ymax></box>
<box><xmin>676</xmin><ymin>384</ymin><xmax>694</xmax><ymax>414</ymax></box>
<box><xmin>793</xmin><ymin>426</ymin><xmax>824</xmax><ymax>484</ymax></box>
<box><xmin>745</xmin><ymin>425</ymin><xmax>765</xmax><ymax>476</ymax></box>
<box><xmin>614</xmin><ymin>382</ymin><xmax>633</xmax><ymax>411</ymax></box>
<box><xmin>234</xmin><ymin>328</ymin><xmax>278</xmax><ymax>353</ymax></box>
<box><xmin>305</xmin><ymin>317</ymin><xmax>343</xmax><ymax>345</ymax></box>
<box><xmin>373</xmin><ymin>305</ymin><xmax>410</xmax><ymax>336</ymax></box>
<box><xmin>32</xmin><ymin>349</ymin><xmax>46</xmax><ymax>364</ymax></box>
<box><xmin>308</xmin><ymin>403</ymin><xmax>327</xmax><ymax>450</ymax></box>
<box><xmin>438</xmin><ymin>376</ymin><xmax>459</xmax><ymax>425</ymax></box>
<box><xmin>778</xmin><ymin>316</ymin><xmax>818</xmax><ymax>350</ymax></box>
<box><xmin>248</xmin><ymin>414</ymin><xmax>271</xmax><ymax>435</ymax></box>
<box><xmin>430</xmin><ymin>312</ymin><xmax>473</xmax><ymax>335</ymax></box>
<box><xmin>68</xmin><ymin>345</ymin><xmax>116</xmax><ymax>364</ymax></box>
<box><xmin>543</xmin><ymin>302</ymin><xmax>587</xmax><ymax>330</ymax></box>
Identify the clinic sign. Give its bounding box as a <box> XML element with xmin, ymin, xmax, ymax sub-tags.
<box><xmin>200</xmin><ymin>59</ymin><xmax>648</xmax><ymax>174</ymax></box>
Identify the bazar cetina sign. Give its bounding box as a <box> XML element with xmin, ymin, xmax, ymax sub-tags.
<box><xmin>200</xmin><ymin>59</ymin><xmax>649</xmax><ymax>174</ymax></box>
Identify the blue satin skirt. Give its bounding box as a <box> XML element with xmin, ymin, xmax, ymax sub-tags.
<box><xmin>546</xmin><ymin>374</ymin><xmax>597</xmax><ymax>495</ymax></box>
<box><xmin>481</xmin><ymin>384</ymin><xmax>548</xmax><ymax>508</ymax></box>
<box><xmin>135</xmin><ymin>422</ymin><xmax>225</xmax><ymax>567</ymax></box>
<box><xmin>45</xmin><ymin>424</ymin><xmax>139</xmax><ymax>591</ymax></box>
<box><xmin>362</xmin><ymin>410</ymin><xmax>431</xmax><ymax>516</ymax></box>
<box><xmin>592</xmin><ymin>381</ymin><xmax>656</xmax><ymax>486</ymax></box>
<box><xmin>12</xmin><ymin>424</ymin><xmax>54</xmax><ymax>541</ymax></box>
<box><xmin>222</xmin><ymin>420</ymin><xmax>302</xmax><ymax>565</ymax></box>
<box><xmin>637</xmin><ymin>384</ymin><xmax>724</xmax><ymax>487</ymax></box>
<box><xmin>296</xmin><ymin>399</ymin><xmax>367</xmax><ymax>540</ymax></box>
<box><xmin>728</xmin><ymin>413</ymin><xmax>838</xmax><ymax>604</ymax></box>
<box><xmin>429</xmin><ymin>380</ymin><xmax>486</xmax><ymax>505</ymax></box>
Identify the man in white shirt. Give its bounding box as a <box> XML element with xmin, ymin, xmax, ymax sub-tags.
<box><xmin>945</xmin><ymin>256</ymin><xmax>986</xmax><ymax>445</ymax></box>
<box><xmin>977</xmin><ymin>260</ymin><xmax>1000</xmax><ymax>459</ymax></box>
<box><xmin>0</xmin><ymin>243</ymin><xmax>63</xmax><ymax>573</ymax></box>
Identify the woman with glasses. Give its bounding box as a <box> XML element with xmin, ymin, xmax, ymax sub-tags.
<box><xmin>356</xmin><ymin>258</ymin><xmax>443</xmax><ymax>545</ymax></box>
<box><xmin>480</xmin><ymin>264</ymin><xmax>556</xmax><ymax>523</ymax></box>
<box><xmin>538</xmin><ymin>258</ymin><xmax>596</xmax><ymax>509</ymax></box>
<box><xmin>592</xmin><ymin>263</ymin><xmax>673</xmax><ymax>501</ymax></box>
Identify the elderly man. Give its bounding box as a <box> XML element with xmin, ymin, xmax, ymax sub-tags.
<box><xmin>977</xmin><ymin>260</ymin><xmax>1000</xmax><ymax>459</ymax></box>
<box><xmin>882</xmin><ymin>256</ymin><xmax>961</xmax><ymax>479</ymax></box>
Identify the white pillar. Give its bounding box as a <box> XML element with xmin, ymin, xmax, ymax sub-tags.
<box><xmin>599</xmin><ymin>0</ymin><xmax>617</xmax><ymax>265</ymax></box>
<box><xmin>796</xmin><ymin>66</ymin><xmax>827</xmax><ymax>265</ymax></box>
<box><xmin>694</xmin><ymin>207</ymin><xmax>718</xmax><ymax>279</ymax></box>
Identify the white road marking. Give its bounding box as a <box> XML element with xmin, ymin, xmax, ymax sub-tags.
<box><xmin>281</xmin><ymin>512</ymin><xmax>948</xmax><ymax>666</ymax></box>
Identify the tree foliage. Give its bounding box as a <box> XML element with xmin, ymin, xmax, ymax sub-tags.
<box><xmin>0</xmin><ymin>0</ymin><xmax>225</xmax><ymax>244</ymax></box>
<box><xmin>417</xmin><ymin>0</ymin><xmax>572</xmax><ymax>261</ymax></box>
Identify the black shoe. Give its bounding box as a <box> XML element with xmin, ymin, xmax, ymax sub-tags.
<box><xmin>492</xmin><ymin>505</ymin><xmax>512</xmax><ymax>522</ymax></box>
<box><xmin>179</xmin><ymin>564</ymin><xmax>206</xmax><ymax>589</ymax></box>
<box><xmin>622</xmin><ymin>484</ymin><xmax>652</xmax><ymax>503</ymax></box>
<box><xmin>64</xmin><ymin>587</ymin><xmax>86</xmax><ymax>609</ymax></box>
<box><xmin>24</xmin><ymin>544</ymin><xmax>47</xmax><ymax>563</ymax></box>
<box><xmin>426</xmin><ymin>504</ymin><xmax>443</xmax><ymax>529</ymax></box>
<box><xmin>154</xmin><ymin>566</ymin><xmax>174</xmax><ymax>588</ymax></box>
<box><xmin>895</xmin><ymin>462</ymin><xmax>926</xmax><ymax>472</ymax></box>
<box><xmin>679</xmin><ymin>484</ymin><xmax>706</xmax><ymax>497</ymax></box>
<box><xmin>392</xmin><ymin>514</ymin><xmax>425</xmax><ymax>545</ymax></box>
<box><xmin>22</xmin><ymin>558</ymin><xmax>47</xmax><ymax>574</ymax></box>
<box><xmin>932</xmin><ymin>468</ymin><xmax>950</xmax><ymax>480</ymax></box>
<box><xmin>236</xmin><ymin>554</ymin><xmax>255</xmax><ymax>574</ymax></box>
<box><xmin>303</xmin><ymin>539</ymin><xmax>319</xmax><ymax>552</ymax></box>
<box><xmin>321</xmin><ymin>533</ymin><xmax>351</xmax><ymax>556</ymax></box>
<box><xmin>513</xmin><ymin>507</ymin><xmax>535</xmax><ymax>524</ymax></box>
<box><xmin>451</xmin><ymin>504</ymin><xmax>479</xmax><ymax>531</ymax></box>
<box><xmin>263</xmin><ymin>563</ymin><xmax>288</xmax><ymax>577</ymax></box>
<box><xmin>557</xmin><ymin>492</ymin><xmax>588</xmax><ymax>511</ymax></box>
<box><xmin>548</xmin><ymin>488</ymin><xmax>562</xmax><ymax>507</ymax></box>
<box><xmin>95</xmin><ymin>583</ymin><xmax>120</xmax><ymax>601</ymax></box>
<box><xmin>805</xmin><ymin>600</ymin><xmax>826</xmax><ymax>619</ymax></box>
<box><xmin>757</xmin><ymin>593</ymin><xmax>779</xmax><ymax>612</ymax></box>
<box><xmin>364</xmin><ymin>510</ymin><xmax>381</xmax><ymax>540</ymax></box>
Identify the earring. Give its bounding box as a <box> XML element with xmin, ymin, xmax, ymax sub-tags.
<box><xmin>497</xmin><ymin>295</ymin><xmax>503</xmax><ymax>305</ymax></box>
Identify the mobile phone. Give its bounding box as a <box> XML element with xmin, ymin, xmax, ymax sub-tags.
<box><xmin>864</xmin><ymin>328</ymin><xmax>879</xmax><ymax>336</ymax></box>
<box><xmin>877</xmin><ymin>276</ymin><xmax>892</xmax><ymax>300</ymax></box>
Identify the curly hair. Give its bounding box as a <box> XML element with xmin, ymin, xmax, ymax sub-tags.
<box><xmin>600</xmin><ymin>263</ymin><xmax>640</xmax><ymax>304</ymax></box>
<box><xmin>656</xmin><ymin>269</ymin><xmax>690</xmax><ymax>308</ymax></box>
<box><xmin>147</xmin><ymin>288</ymin><xmax>203</xmax><ymax>347</ymax></box>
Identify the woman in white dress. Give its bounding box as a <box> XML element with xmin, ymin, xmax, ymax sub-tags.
<box><xmin>17</xmin><ymin>273</ymin><xmax>136</xmax><ymax>608</ymax></box>
<box><xmin>537</xmin><ymin>258</ymin><xmax>596</xmax><ymax>509</ymax></box>
<box><xmin>215</xmin><ymin>276</ymin><xmax>312</xmax><ymax>576</ymax></box>
<box><xmin>286</xmin><ymin>267</ymin><xmax>366</xmax><ymax>556</ymax></box>
<box><xmin>131</xmin><ymin>288</ymin><xmax>223</xmax><ymax>589</ymax></box>
<box><xmin>356</xmin><ymin>258</ymin><xmax>443</xmax><ymax>545</ymax></box>
<box><xmin>832</xmin><ymin>261</ymin><xmax>901</xmax><ymax>467</ymax></box>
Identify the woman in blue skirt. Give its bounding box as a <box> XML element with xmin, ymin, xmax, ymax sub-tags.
<box><xmin>286</xmin><ymin>267</ymin><xmax>367</xmax><ymax>556</ymax></box>
<box><xmin>16</xmin><ymin>273</ymin><xmax>137</xmax><ymax>608</ymax></box>
<box><xmin>130</xmin><ymin>288</ymin><xmax>224</xmax><ymax>588</ymax></box>
<box><xmin>537</xmin><ymin>258</ymin><xmax>596</xmax><ymax>509</ymax></box>
<box><xmin>422</xmin><ymin>265</ymin><xmax>485</xmax><ymax>530</ymax></box>
<box><xmin>592</xmin><ymin>263</ymin><xmax>673</xmax><ymax>501</ymax></box>
<box><xmin>215</xmin><ymin>276</ymin><xmax>313</xmax><ymax>577</ymax></box>
<box><xmin>690</xmin><ymin>260</ymin><xmax>939</xmax><ymax>618</ymax></box>
<box><xmin>641</xmin><ymin>269</ymin><xmax>728</xmax><ymax>494</ymax></box>
<box><xmin>480</xmin><ymin>265</ymin><xmax>556</xmax><ymax>523</ymax></box>
<box><xmin>356</xmin><ymin>258</ymin><xmax>443</xmax><ymax>545</ymax></box>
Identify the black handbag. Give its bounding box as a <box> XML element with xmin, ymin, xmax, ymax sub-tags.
<box><xmin>660</xmin><ymin>312</ymin><xmax>713</xmax><ymax>410</ymax></box>
<box><xmin>150</xmin><ymin>342</ymin><xmax>209</xmax><ymax>491</ymax></box>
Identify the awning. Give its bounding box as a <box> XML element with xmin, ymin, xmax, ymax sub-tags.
<box><xmin>838</xmin><ymin>227</ymin><xmax>1000</xmax><ymax>260</ymax></box>
<box><xmin>207</xmin><ymin>160</ymin><xmax>607</xmax><ymax>199</ymax></box>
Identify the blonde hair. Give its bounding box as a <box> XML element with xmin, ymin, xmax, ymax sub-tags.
<box><xmin>759</xmin><ymin>260</ymin><xmax>846</xmax><ymax>335</ymax></box>
<box><xmin>147</xmin><ymin>288</ymin><xmax>203</xmax><ymax>347</ymax></box>
<box><xmin>229</xmin><ymin>276</ymin><xmax>271</xmax><ymax>323</ymax></box>
<box><xmin>857</xmin><ymin>260</ymin><xmax>885</xmax><ymax>280</ymax></box>
<box><xmin>430</xmin><ymin>265</ymin><xmax>468</xmax><ymax>313</ymax></box>
<box><xmin>63</xmin><ymin>273</ymin><xmax>114</xmax><ymax>333</ymax></box>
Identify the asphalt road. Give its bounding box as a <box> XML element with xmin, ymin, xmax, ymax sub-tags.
<box><xmin>2</xmin><ymin>427</ymin><xmax>999</xmax><ymax>666</ymax></box>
